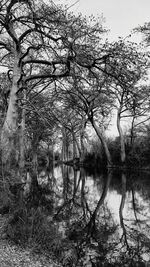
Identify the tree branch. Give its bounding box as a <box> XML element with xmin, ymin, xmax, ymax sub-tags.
<box><xmin>25</xmin><ymin>70</ymin><xmax>69</xmax><ymax>82</ymax></box>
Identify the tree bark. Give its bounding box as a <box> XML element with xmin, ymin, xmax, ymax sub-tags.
<box><xmin>32</xmin><ymin>146</ymin><xmax>38</xmax><ymax>172</ymax></box>
<box><xmin>117</xmin><ymin>108</ymin><xmax>126</xmax><ymax>165</ymax></box>
<box><xmin>1</xmin><ymin>53</ymin><xmax>21</xmax><ymax>167</ymax></box>
<box><xmin>72</xmin><ymin>131</ymin><xmax>77</xmax><ymax>161</ymax></box>
<box><xmin>51</xmin><ymin>139</ymin><xmax>55</xmax><ymax>177</ymax></box>
<box><xmin>80</xmin><ymin>120</ymin><xmax>87</xmax><ymax>162</ymax></box>
<box><xmin>91</xmin><ymin>119</ymin><xmax>112</xmax><ymax>167</ymax></box>
<box><xmin>61</xmin><ymin>128</ymin><xmax>69</xmax><ymax>162</ymax></box>
<box><xmin>75</xmin><ymin>138</ymin><xmax>81</xmax><ymax>158</ymax></box>
<box><xmin>19</xmin><ymin>90</ymin><xmax>26</xmax><ymax>180</ymax></box>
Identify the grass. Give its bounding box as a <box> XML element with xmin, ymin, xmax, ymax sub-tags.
<box><xmin>0</xmin><ymin>213</ymin><xmax>60</xmax><ymax>267</ymax></box>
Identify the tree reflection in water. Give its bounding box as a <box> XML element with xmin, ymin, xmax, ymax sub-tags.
<box><xmin>36</xmin><ymin>166</ymin><xmax>150</xmax><ymax>266</ymax></box>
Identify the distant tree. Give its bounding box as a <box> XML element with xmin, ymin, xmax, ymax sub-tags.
<box><xmin>108</xmin><ymin>40</ymin><xmax>147</xmax><ymax>166</ymax></box>
<box><xmin>65</xmin><ymin>76</ymin><xmax>113</xmax><ymax>167</ymax></box>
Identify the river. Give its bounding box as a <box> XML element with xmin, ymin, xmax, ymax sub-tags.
<box><xmin>37</xmin><ymin>165</ymin><xmax>150</xmax><ymax>266</ymax></box>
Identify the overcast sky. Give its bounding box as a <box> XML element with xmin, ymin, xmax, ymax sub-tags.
<box><xmin>63</xmin><ymin>0</ymin><xmax>150</xmax><ymax>41</ymax></box>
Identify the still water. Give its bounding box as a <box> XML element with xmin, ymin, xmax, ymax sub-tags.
<box><xmin>37</xmin><ymin>165</ymin><xmax>150</xmax><ymax>266</ymax></box>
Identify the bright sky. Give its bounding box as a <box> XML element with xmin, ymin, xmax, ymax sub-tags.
<box><xmin>64</xmin><ymin>0</ymin><xmax>150</xmax><ymax>41</ymax></box>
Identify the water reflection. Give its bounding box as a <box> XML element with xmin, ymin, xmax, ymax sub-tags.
<box><xmin>37</xmin><ymin>166</ymin><xmax>150</xmax><ymax>266</ymax></box>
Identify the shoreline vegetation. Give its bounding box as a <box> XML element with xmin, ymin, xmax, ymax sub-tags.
<box><xmin>0</xmin><ymin>216</ymin><xmax>58</xmax><ymax>267</ymax></box>
<box><xmin>64</xmin><ymin>160</ymin><xmax>150</xmax><ymax>172</ymax></box>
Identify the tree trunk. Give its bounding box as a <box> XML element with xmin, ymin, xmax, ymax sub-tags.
<box><xmin>61</xmin><ymin>128</ymin><xmax>69</xmax><ymax>162</ymax></box>
<box><xmin>80</xmin><ymin>133</ymin><xmax>85</xmax><ymax>162</ymax></box>
<box><xmin>62</xmin><ymin>164</ymin><xmax>69</xmax><ymax>201</ymax></box>
<box><xmin>51</xmin><ymin>139</ymin><xmax>55</xmax><ymax>177</ymax></box>
<box><xmin>1</xmin><ymin>54</ymin><xmax>21</xmax><ymax>168</ymax></box>
<box><xmin>32</xmin><ymin>148</ymin><xmax>38</xmax><ymax>172</ymax></box>
<box><xmin>19</xmin><ymin>90</ymin><xmax>26</xmax><ymax>180</ymax></box>
<box><xmin>91</xmin><ymin>119</ymin><xmax>112</xmax><ymax>167</ymax></box>
<box><xmin>75</xmin><ymin>138</ymin><xmax>81</xmax><ymax>158</ymax></box>
<box><xmin>61</xmin><ymin>140</ymin><xmax>67</xmax><ymax>162</ymax></box>
<box><xmin>117</xmin><ymin>109</ymin><xmax>126</xmax><ymax>166</ymax></box>
<box><xmin>80</xmin><ymin>120</ymin><xmax>86</xmax><ymax>162</ymax></box>
<box><xmin>72</xmin><ymin>131</ymin><xmax>77</xmax><ymax>161</ymax></box>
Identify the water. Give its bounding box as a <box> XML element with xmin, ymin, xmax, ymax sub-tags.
<box><xmin>37</xmin><ymin>165</ymin><xmax>150</xmax><ymax>266</ymax></box>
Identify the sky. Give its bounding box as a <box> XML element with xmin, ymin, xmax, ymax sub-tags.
<box><xmin>64</xmin><ymin>0</ymin><xmax>150</xmax><ymax>42</ymax></box>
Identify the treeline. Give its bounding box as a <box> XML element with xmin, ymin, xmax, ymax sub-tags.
<box><xmin>84</xmin><ymin>127</ymin><xmax>150</xmax><ymax>169</ymax></box>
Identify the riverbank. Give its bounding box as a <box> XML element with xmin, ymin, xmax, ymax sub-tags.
<box><xmin>0</xmin><ymin>215</ymin><xmax>58</xmax><ymax>267</ymax></box>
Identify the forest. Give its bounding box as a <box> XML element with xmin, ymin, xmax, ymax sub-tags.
<box><xmin>0</xmin><ymin>0</ymin><xmax>150</xmax><ymax>266</ymax></box>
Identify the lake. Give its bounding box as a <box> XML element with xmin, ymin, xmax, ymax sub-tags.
<box><xmin>36</xmin><ymin>165</ymin><xmax>150</xmax><ymax>266</ymax></box>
